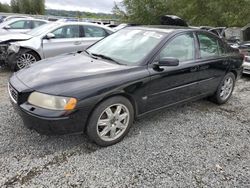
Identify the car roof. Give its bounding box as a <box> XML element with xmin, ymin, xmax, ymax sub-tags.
<box><xmin>125</xmin><ymin>25</ymin><xmax>196</xmax><ymax>34</ymax></box>
<box><xmin>4</xmin><ymin>17</ymin><xmax>48</xmax><ymax>23</ymax></box>
<box><xmin>55</xmin><ymin>21</ymin><xmax>114</xmax><ymax>31</ymax></box>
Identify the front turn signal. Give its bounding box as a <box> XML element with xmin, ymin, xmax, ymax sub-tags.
<box><xmin>64</xmin><ymin>98</ymin><xmax>77</xmax><ymax>110</ymax></box>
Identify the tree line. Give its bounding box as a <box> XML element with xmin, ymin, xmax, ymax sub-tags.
<box><xmin>113</xmin><ymin>0</ymin><xmax>250</xmax><ymax>27</ymax></box>
<box><xmin>0</xmin><ymin>0</ymin><xmax>45</xmax><ymax>15</ymax></box>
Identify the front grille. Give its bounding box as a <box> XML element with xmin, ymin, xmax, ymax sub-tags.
<box><xmin>8</xmin><ymin>83</ymin><xmax>18</xmax><ymax>103</ymax></box>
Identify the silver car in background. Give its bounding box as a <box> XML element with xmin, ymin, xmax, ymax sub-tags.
<box><xmin>0</xmin><ymin>22</ymin><xmax>114</xmax><ymax>70</ymax></box>
<box><xmin>0</xmin><ymin>18</ymin><xmax>48</xmax><ymax>34</ymax></box>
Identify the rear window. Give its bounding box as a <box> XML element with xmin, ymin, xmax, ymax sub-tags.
<box><xmin>198</xmin><ymin>33</ymin><xmax>220</xmax><ymax>58</ymax></box>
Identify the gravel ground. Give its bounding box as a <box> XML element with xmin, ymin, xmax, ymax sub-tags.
<box><xmin>0</xmin><ymin>68</ymin><xmax>249</xmax><ymax>187</ymax></box>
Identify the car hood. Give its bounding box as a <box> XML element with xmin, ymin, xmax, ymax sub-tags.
<box><xmin>0</xmin><ymin>29</ymin><xmax>7</xmax><ymax>34</ymax></box>
<box><xmin>16</xmin><ymin>53</ymin><xmax>131</xmax><ymax>94</ymax></box>
<box><xmin>0</xmin><ymin>33</ymin><xmax>32</xmax><ymax>43</ymax></box>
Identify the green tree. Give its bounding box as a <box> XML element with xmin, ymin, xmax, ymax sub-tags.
<box><xmin>10</xmin><ymin>0</ymin><xmax>45</xmax><ymax>15</ymax></box>
<box><xmin>19</xmin><ymin>0</ymin><xmax>31</xmax><ymax>14</ymax></box>
<box><xmin>30</xmin><ymin>0</ymin><xmax>45</xmax><ymax>14</ymax></box>
<box><xmin>115</xmin><ymin>0</ymin><xmax>250</xmax><ymax>27</ymax></box>
<box><xmin>0</xmin><ymin>3</ymin><xmax>11</xmax><ymax>12</ymax></box>
<box><xmin>11</xmin><ymin>0</ymin><xmax>20</xmax><ymax>13</ymax></box>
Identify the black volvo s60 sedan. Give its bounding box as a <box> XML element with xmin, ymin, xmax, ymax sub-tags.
<box><xmin>9</xmin><ymin>26</ymin><xmax>243</xmax><ymax>146</ymax></box>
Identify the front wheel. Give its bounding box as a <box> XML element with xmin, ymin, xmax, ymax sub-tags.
<box><xmin>15</xmin><ymin>50</ymin><xmax>40</xmax><ymax>71</ymax></box>
<box><xmin>210</xmin><ymin>72</ymin><xmax>236</xmax><ymax>105</ymax></box>
<box><xmin>87</xmin><ymin>96</ymin><xmax>134</xmax><ymax>147</ymax></box>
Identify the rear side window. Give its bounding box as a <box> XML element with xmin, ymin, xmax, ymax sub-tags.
<box><xmin>33</xmin><ymin>21</ymin><xmax>46</xmax><ymax>28</ymax></box>
<box><xmin>159</xmin><ymin>33</ymin><xmax>195</xmax><ymax>62</ymax></box>
<box><xmin>52</xmin><ymin>25</ymin><xmax>80</xmax><ymax>38</ymax></box>
<box><xmin>198</xmin><ymin>33</ymin><xmax>220</xmax><ymax>58</ymax></box>
<box><xmin>84</xmin><ymin>26</ymin><xmax>107</xmax><ymax>38</ymax></box>
<box><xmin>9</xmin><ymin>20</ymin><xmax>32</xmax><ymax>29</ymax></box>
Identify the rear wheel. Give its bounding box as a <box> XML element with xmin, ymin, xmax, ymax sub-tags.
<box><xmin>210</xmin><ymin>72</ymin><xmax>235</xmax><ymax>104</ymax></box>
<box><xmin>15</xmin><ymin>50</ymin><xmax>40</xmax><ymax>71</ymax></box>
<box><xmin>87</xmin><ymin>96</ymin><xmax>134</xmax><ymax>147</ymax></box>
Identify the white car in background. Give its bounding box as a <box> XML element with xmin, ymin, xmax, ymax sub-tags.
<box><xmin>0</xmin><ymin>18</ymin><xmax>48</xmax><ymax>34</ymax></box>
<box><xmin>0</xmin><ymin>15</ymin><xmax>33</xmax><ymax>23</ymax></box>
<box><xmin>0</xmin><ymin>21</ymin><xmax>114</xmax><ymax>70</ymax></box>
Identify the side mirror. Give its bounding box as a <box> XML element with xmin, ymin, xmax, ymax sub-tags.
<box><xmin>45</xmin><ymin>33</ymin><xmax>55</xmax><ymax>39</ymax></box>
<box><xmin>154</xmin><ymin>57</ymin><xmax>179</xmax><ymax>67</ymax></box>
<box><xmin>4</xmin><ymin>25</ymin><xmax>11</xmax><ymax>30</ymax></box>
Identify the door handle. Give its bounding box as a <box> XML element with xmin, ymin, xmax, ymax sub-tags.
<box><xmin>74</xmin><ymin>41</ymin><xmax>82</xmax><ymax>45</ymax></box>
<box><xmin>190</xmin><ymin>66</ymin><xmax>199</xmax><ymax>72</ymax></box>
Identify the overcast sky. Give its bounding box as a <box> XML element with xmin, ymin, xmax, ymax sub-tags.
<box><xmin>0</xmin><ymin>0</ymin><xmax>123</xmax><ymax>13</ymax></box>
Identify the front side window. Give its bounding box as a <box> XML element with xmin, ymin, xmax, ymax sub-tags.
<box><xmin>9</xmin><ymin>20</ymin><xmax>31</xmax><ymax>29</ymax></box>
<box><xmin>159</xmin><ymin>33</ymin><xmax>195</xmax><ymax>62</ymax></box>
<box><xmin>198</xmin><ymin>33</ymin><xmax>220</xmax><ymax>58</ymax></box>
<box><xmin>52</xmin><ymin>25</ymin><xmax>80</xmax><ymax>39</ymax></box>
<box><xmin>84</xmin><ymin>26</ymin><xmax>107</xmax><ymax>37</ymax></box>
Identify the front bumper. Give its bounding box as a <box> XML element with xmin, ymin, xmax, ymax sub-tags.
<box><xmin>8</xmin><ymin>75</ymin><xmax>90</xmax><ymax>135</ymax></box>
<box><xmin>12</xmin><ymin>102</ymin><xmax>86</xmax><ymax>135</ymax></box>
<box><xmin>243</xmin><ymin>61</ymin><xmax>250</xmax><ymax>74</ymax></box>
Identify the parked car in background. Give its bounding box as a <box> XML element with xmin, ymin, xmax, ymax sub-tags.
<box><xmin>209</xmin><ymin>27</ymin><xmax>226</xmax><ymax>38</ymax></box>
<box><xmin>243</xmin><ymin>55</ymin><xmax>250</xmax><ymax>74</ymax></box>
<box><xmin>0</xmin><ymin>18</ymin><xmax>48</xmax><ymax>34</ymax></box>
<box><xmin>113</xmin><ymin>23</ymin><xmax>129</xmax><ymax>31</ymax></box>
<box><xmin>106</xmin><ymin>24</ymin><xmax>118</xmax><ymax>28</ymax></box>
<box><xmin>238</xmin><ymin>42</ymin><xmax>250</xmax><ymax>74</ymax></box>
<box><xmin>0</xmin><ymin>22</ymin><xmax>113</xmax><ymax>70</ymax></box>
<box><xmin>160</xmin><ymin>15</ymin><xmax>188</xmax><ymax>26</ymax></box>
<box><xmin>227</xmin><ymin>36</ymin><xmax>241</xmax><ymax>47</ymax></box>
<box><xmin>0</xmin><ymin>15</ymin><xmax>33</xmax><ymax>23</ymax></box>
<box><xmin>9</xmin><ymin>26</ymin><xmax>243</xmax><ymax>146</ymax></box>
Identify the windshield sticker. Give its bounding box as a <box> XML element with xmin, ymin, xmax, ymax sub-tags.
<box><xmin>143</xmin><ymin>31</ymin><xmax>163</xmax><ymax>39</ymax></box>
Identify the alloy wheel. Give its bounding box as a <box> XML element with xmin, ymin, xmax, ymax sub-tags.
<box><xmin>97</xmin><ymin>103</ymin><xmax>130</xmax><ymax>142</ymax></box>
<box><xmin>17</xmin><ymin>53</ymin><xmax>37</xmax><ymax>69</ymax></box>
<box><xmin>220</xmin><ymin>77</ymin><xmax>233</xmax><ymax>101</ymax></box>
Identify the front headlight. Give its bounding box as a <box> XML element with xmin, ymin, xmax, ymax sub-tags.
<box><xmin>28</xmin><ymin>92</ymin><xmax>77</xmax><ymax>111</ymax></box>
<box><xmin>8</xmin><ymin>43</ymin><xmax>20</xmax><ymax>53</ymax></box>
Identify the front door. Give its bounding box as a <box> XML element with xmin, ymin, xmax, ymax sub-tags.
<box><xmin>42</xmin><ymin>25</ymin><xmax>84</xmax><ymax>58</ymax></box>
<box><xmin>146</xmin><ymin>32</ymin><xmax>201</xmax><ymax>111</ymax></box>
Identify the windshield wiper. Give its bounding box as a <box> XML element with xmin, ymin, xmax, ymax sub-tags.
<box><xmin>84</xmin><ymin>50</ymin><xmax>98</xmax><ymax>59</ymax></box>
<box><xmin>91</xmin><ymin>53</ymin><xmax>123</xmax><ymax>65</ymax></box>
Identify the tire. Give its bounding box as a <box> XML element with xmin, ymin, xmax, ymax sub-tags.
<box><xmin>87</xmin><ymin>96</ymin><xmax>134</xmax><ymax>147</ymax></box>
<box><xmin>210</xmin><ymin>72</ymin><xmax>236</xmax><ymax>105</ymax></box>
<box><xmin>14</xmin><ymin>50</ymin><xmax>40</xmax><ymax>71</ymax></box>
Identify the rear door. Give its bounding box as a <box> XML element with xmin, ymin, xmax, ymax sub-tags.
<box><xmin>146</xmin><ymin>32</ymin><xmax>201</xmax><ymax>111</ymax></box>
<box><xmin>42</xmin><ymin>24</ymin><xmax>84</xmax><ymax>58</ymax></box>
<box><xmin>81</xmin><ymin>25</ymin><xmax>110</xmax><ymax>49</ymax></box>
<box><xmin>194</xmin><ymin>32</ymin><xmax>229</xmax><ymax>95</ymax></box>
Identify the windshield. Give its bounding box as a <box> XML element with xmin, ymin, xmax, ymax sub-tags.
<box><xmin>87</xmin><ymin>29</ymin><xmax>166</xmax><ymax>65</ymax></box>
<box><xmin>28</xmin><ymin>22</ymin><xmax>60</xmax><ymax>36</ymax></box>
